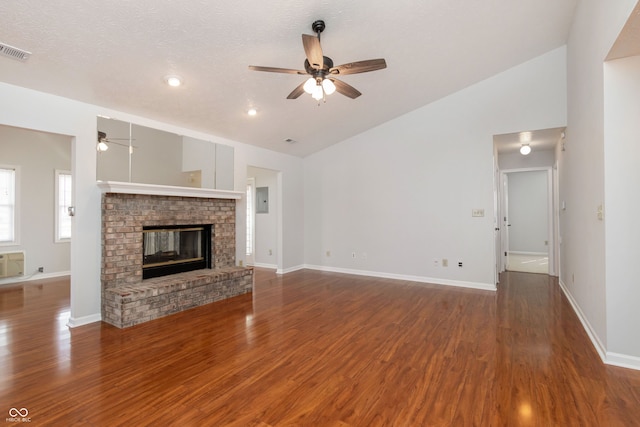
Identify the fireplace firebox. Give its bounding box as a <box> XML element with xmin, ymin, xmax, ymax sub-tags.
<box><xmin>142</xmin><ymin>224</ymin><xmax>212</xmax><ymax>279</ymax></box>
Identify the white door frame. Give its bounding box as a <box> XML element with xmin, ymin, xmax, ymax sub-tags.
<box><xmin>499</xmin><ymin>167</ymin><xmax>556</xmax><ymax>276</ymax></box>
<box><xmin>245</xmin><ymin>177</ymin><xmax>256</xmax><ymax>266</ymax></box>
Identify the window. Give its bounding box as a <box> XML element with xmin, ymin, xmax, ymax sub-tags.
<box><xmin>55</xmin><ymin>170</ymin><xmax>72</xmax><ymax>242</ymax></box>
<box><xmin>0</xmin><ymin>166</ymin><xmax>18</xmax><ymax>245</ymax></box>
<box><xmin>246</xmin><ymin>178</ymin><xmax>255</xmax><ymax>256</ymax></box>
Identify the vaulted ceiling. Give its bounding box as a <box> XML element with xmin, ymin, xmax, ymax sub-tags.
<box><xmin>0</xmin><ymin>1</ymin><xmax>579</xmax><ymax>157</ymax></box>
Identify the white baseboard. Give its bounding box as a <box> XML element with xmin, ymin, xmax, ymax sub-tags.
<box><xmin>277</xmin><ymin>264</ymin><xmax>305</xmax><ymax>275</ymax></box>
<box><xmin>605</xmin><ymin>352</ymin><xmax>640</xmax><ymax>370</ymax></box>
<box><xmin>558</xmin><ymin>279</ymin><xmax>607</xmax><ymax>362</ymax></box>
<box><xmin>249</xmin><ymin>262</ymin><xmax>277</xmax><ymax>270</ymax></box>
<box><xmin>302</xmin><ymin>264</ymin><xmax>496</xmax><ymax>291</ymax></box>
<box><xmin>555</xmin><ymin>279</ymin><xmax>640</xmax><ymax>371</ymax></box>
<box><xmin>67</xmin><ymin>313</ymin><xmax>102</xmax><ymax>328</ymax></box>
<box><xmin>0</xmin><ymin>270</ymin><xmax>70</xmax><ymax>287</ymax></box>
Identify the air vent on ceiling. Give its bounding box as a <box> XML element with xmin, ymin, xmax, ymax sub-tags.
<box><xmin>284</xmin><ymin>138</ymin><xmax>297</xmax><ymax>144</ymax></box>
<box><xmin>0</xmin><ymin>43</ymin><xmax>31</xmax><ymax>61</ymax></box>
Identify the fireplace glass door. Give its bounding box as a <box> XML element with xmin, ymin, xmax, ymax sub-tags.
<box><xmin>143</xmin><ymin>225</ymin><xmax>211</xmax><ymax>279</ymax></box>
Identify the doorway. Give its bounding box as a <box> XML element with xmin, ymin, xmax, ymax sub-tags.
<box><xmin>501</xmin><ymin>169</ymin><xmax>551</xmax><ymax>274</ymax></box>
<box><xmin>493</xmin><ymin>127</ymin><xmax>563</xmax><ymax>279</ymax></box>
<box><xmin>0</xmin><ymin>125</ymin><xmax>72</xmax><ymax>287</ymax></box>
<box><xmin>246</xmin><ymin>166</ymin><xmax>280</xmax><ymax>270</ymax></box>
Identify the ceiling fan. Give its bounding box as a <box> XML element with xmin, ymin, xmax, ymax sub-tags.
<box><xmin>97</xmin><ymin>131</ymin><xmax>135</xmax><ymax>152</ymax></box>
<box><xmin>248</xmin><ymin>20</ymin><xmax>386</xmax><ymax>101</ymax></box>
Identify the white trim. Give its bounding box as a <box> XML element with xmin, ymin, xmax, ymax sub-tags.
<box><xmin>0</xmin><ymin>270</ymin><xmax>70</xmax><ymax>286</ymax></box>
<box><xmin>55</xmin><ymin>169</ymin><xmax>72</xmax><ymax>243</ymax></box>
<box><xmin>277</xmin><ymin>264</ymin><xmax>305</xmax><ymax>275</ymax></box>
<box><xmin>67</xmin><ymin>313</ymin><xmax>102</xmax><ymax>328</ymax></box>
<box><xmin>245</xmin><ymin>177</ymin><xmax>255</xmax><ymax>260</ymax></box>
<box><xmin>0</xmin><ymin>165</ymin><xmax>20</xmax><ymax>246</ymax></box>
<box><xmin>302</xmin><ymin>265</ymin><xmax>496</xmax><ymax>291</ymax></box>
<box><xmin>250</xmin><ymin>262</ymin><xmax>277</xmax><ymax>270</ymax></box>
<box><xmin>559</xmin><ymin>280</ymin><xmax>640</xmax><ymax>371</ymax></box>
<box><xmin>605</xmin><ymin>352</ymin><xmax>640</xmax><ymax>371</ymax></box>
<box><xmin>558</xmin><ymin>279</ymin><xmax>607</xmax><ymax>362</ymax></box>
<box><xmin>97</xmin><ymin>180</ymin><xmax>243</xmax><ymax>199</ymax></box>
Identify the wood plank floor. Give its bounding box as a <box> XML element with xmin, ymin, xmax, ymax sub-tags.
<box><xmin>1</xmin><ymin>270</ymin><xmax>639</xmax><ymax>426</ymax></box>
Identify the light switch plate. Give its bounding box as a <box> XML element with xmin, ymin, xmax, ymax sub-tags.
<box><xmin>472</xmin><ymin>209</ymin><xmax>484</xmax><ymax>217</ymax></box>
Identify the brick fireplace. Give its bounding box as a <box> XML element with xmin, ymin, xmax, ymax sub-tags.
<box><xmin>99</xmin><ymin>182</ymin><xmax>253</xmax><ymax>328</ymax></box>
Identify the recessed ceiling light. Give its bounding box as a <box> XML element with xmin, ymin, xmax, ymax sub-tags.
<box><xmin>247</xmin><ymin>108</ymin><xmax>257</xmax><ymax>116</ymax></box>
<box><xmin>164</xmin><ymin>75</ymin><xmax>182</xmax><ymax>87</ymax></box>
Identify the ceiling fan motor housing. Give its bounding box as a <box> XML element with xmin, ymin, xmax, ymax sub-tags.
<box><xmin>312</xmin><ymin>20</ymin><xmax>326</xmax><ymax>34</ymax></box>
<box><xmin>304</xmin><ymin>56</ymin><xmax>334</xmax><ymax>76</ymax></box>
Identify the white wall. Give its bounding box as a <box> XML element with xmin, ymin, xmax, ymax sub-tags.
<box><xmin>0</xmin><ymin>125</ymin><xmax>71</xmax><ymax>280</ymax></box>
<box><xmin>0</xmin><ymin>81</ymin><xmax>304</xmax><ymax>326</ymax></box>
<box><xmin>304</xmin><ymin>47</ymin><xmax>567</xmax><ymax>289</ymax></box>
<box><xmin>604</xmin><ymin>54</ymin><xmax>640</xmax><ymax>362</ymax></box>
<box><xmin>506</xmin><ymin>171</ymin><xmax>548</xmax><ymax>254</ymax></box>
<box><xmin>561</xmin><ymin>0</ymin><xmax>638</xmax><ymax>365</ymax></box>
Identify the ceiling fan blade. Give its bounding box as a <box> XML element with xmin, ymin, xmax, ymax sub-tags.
<box><xmin>330</xmin><ymin>59</ymin><xmax>387</xmax><ymax>75</ymax></box>
<box><xmin>331</xmin><ymin>78</ymin><xmax>362</xmax><ymax>99</ymax></box>
<box><xmin>286</xmin><ymin>81</ymin><xmax>306</xmax><ymax>99</ymax></box>
<box><xmin>302</xmin><ymin>34</ymin><xmax>323</xmax><ymax>69</ymax></box>
<box><xmin>248</xmin><ymin>65</ymin><xmax>307</xmax><ymax>75</ymax></box>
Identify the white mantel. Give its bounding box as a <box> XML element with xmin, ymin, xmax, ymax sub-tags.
<box><xmin>97</xmin><ymin>181</ymin><xmax>243</xmax><ymax>199</ymax></box>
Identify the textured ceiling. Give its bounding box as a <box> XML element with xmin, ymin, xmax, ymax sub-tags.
<box><xmin>0</xmin><ymin>1</ymin><xmax>579</xmax><ymax>157</ymax></box>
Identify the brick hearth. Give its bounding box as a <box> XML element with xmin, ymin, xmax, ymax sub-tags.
<box><xmin>101</xmin><ymin>192</ymin><xmax>253</xmax><ymax>327</ymax></box>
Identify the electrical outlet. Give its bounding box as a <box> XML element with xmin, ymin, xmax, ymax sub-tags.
<box><xmin>442</xmin><ymin>259</ymin><xmax>448</xmax><ymax>267</ymax></box>
<box><xmin>38</xmin><ymin>266</ymin><xmax>44</xmax><ymax>273</ymax></box>
<box><xmin>326</xmin><ymin>250</ymin><xmax>331</xmax><ymax>257</ymax></box>
<box><xmin>238</xmin><ymin>260</ymin><xmax>243</xmax><ymax>267</ymax></box>
<box><xmin>268</xmin><ymin>249</ymin><xmax>273</xmax><ymax>256</ymax></box>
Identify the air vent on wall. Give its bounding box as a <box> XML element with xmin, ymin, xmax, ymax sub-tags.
<box><xmin>0</xmin><ymin>43</ymin><xmax>31</xmax><ymax>61</ymax></box>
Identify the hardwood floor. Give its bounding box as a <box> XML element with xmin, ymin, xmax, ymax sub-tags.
<box><xmin>1</xmin><ymin>270</ymin><xmax>639</xmax><ymax>426</ymax></box>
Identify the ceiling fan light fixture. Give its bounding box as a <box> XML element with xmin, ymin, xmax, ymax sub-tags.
<box><xmin>303</xmin><ymin>77</ymin><xmax>316</xmax><ymax>94</ymax></box>
<box><xmin>322</xmin><ymin>78</ymin><xmax>336</xmax><ymax>95</ymax></box>
<box><xmin>311</xmin><ymin>84</ymin><xmax>324</xmax><ymax>101</ymax></box>
<box><xmin>520</xmin><ymin>144</ymin><xmax>532</xmax><ymax>155</ymax></box>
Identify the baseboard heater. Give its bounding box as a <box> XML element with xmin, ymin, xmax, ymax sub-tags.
<box><xmin>0</xmin><ymin>252</ymin><xmax>24</xmax><ymax>278</ymax></box>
